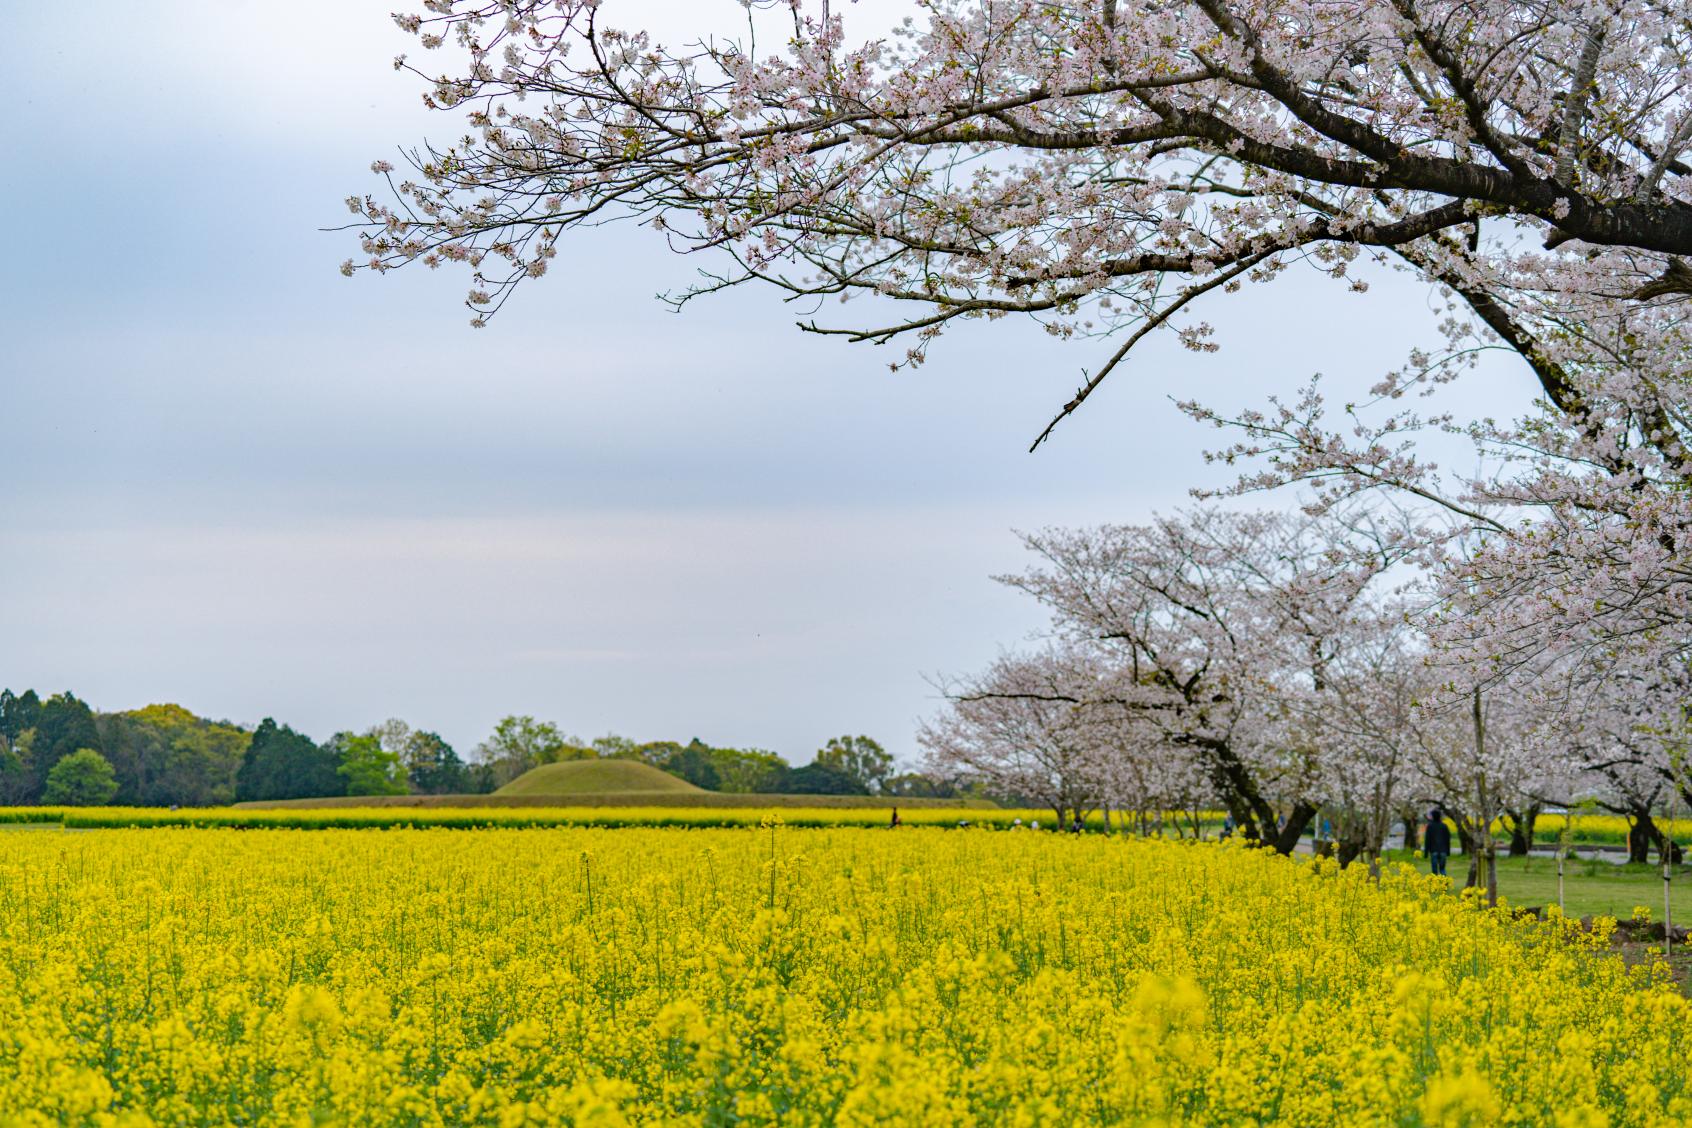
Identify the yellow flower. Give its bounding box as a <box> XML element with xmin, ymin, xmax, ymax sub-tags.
<box><xmin>1418</xmin><ymin>1069</ymin><xmax>1500</xmax><ymax>1127</ymax></box>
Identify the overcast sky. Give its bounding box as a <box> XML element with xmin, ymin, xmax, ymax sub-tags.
<box><xmin>0</xmin><ymin>2</ymin><xmax>1538</xmax><ymax>765</ymax></box>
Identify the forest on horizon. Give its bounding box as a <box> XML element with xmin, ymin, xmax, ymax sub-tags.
<box><xmin>0</xmin><ymin>689</ymin><xmax>957</xmax><ymax>807</ymax></box>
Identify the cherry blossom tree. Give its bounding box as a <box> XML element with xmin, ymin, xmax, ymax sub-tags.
<box><xmin>918</xmin><ymin>647</ymin><xmax>1140</xmax><ymax>825</ymax></box>
<box><xmin>1195</xmin><ymin>276</ymin><xmax>1692</xmax><ymax>691</ymax></box>
<box><xmin>348</xmin><ymin>2</ymin><xmax>1692</xmax><ymax>426</ymax></box>
<box><xmin>1399</xmin><ymin>684</ymin><xmax>1555</xmax><ymax>902</ymax></box>
<box><xmin>1275</xmin><ymin>608</ymin><xmax>1430</xmax><ymax>870</ymax></box>
<box><xmin>951</xmin><ymin>507</ymin><xmax>1413</xmax><ymax>852</ymax></box>
<box><xmin>1549</xmin><ymin>649</ymin><xmax>1692</xmax><ymax>864</ymax></box>
<box><xmin>925</xmin><ymin>501</ymin><xmax>1684</xmax><ymax>884</ymax></box>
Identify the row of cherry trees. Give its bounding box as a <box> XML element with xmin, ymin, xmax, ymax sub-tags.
<box><xmin>919</xmin><ymin>507</ymin><xmax>1692</xmax><ymax>878</ymax></box>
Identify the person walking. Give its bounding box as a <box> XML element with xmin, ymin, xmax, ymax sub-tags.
<box><xmin>1425</xmin><ymin>808</ymin><xmax>1452</xmax><ymax>879</ymax></box>
<box><xmin>889</xmin><ymin>806</ymin><xmax>902</xmax><ymax>829</ymax></box>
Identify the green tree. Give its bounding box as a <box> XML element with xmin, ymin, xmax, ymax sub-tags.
<box><xmin>0</xmin><ymin>690</ymin><xmax>44</xmax><ymax>804</ymax></box>
<box><xmin>628</xmin><ymin>740</ymin><xmax>686</xmax><ymax>767</ymax></box>
<box><xmin>42</xmin><ymin>748</ymin><xmax>118</xmax><ymax>806</ymax></box>
<box><xmin>237</xmin><ymin>719</ymin><xmax>343</xmax><ymax>802</ymax></box>
<box><xmin>30</xmin><ymin>693</ymin><xmax>103</xmax><ymax>799</ymax></box>
<box><xmin>463</xmin><ymin>761</ymin><xmax>499</xmax><ymax>794</ymax></box>
<box><xmin>0</xmin><ymin>733</ymin><xmax>31</xmax><ymax>805</ymax></box>
<box><xmin>711</xmin><ymin>747</ymin><xmax>788</xmax><ymax>793</ymax></box>
<box><xmin>474</xmin><ymin>716</ymin><xmax>587</xmax><ymax>786</ymax></box>
<box><xmin>775</xmin><ymin>762</ymin><xmax>867</xmax><ymax>796</ymax></box>
<box><xmin>814</xmin><ymin>735</ymin><xmax>894</xmax><ymax>794</ymax></box>
<box><xmin>99</xmin><ymin>704</ymin><xmax>250</xmax><ymax>807</ymax></box>
<box><xmin>94</xmin><ymin>711</ymin><xmax>163</xmax><ymax>804</ymax></box>
<box><xmin>331</xmin><ymin>731</ymin><xmax>407</xmax><ymax>796</ymax></box>
<box><xmin>404</xmin><ymin>729</ymin><xmax>466</xmax><ymax>794</ymax></box>
<box><xmin>0</xmin><ymin>689</ymin><xmax>41</xmax><ymax>744</ymax></box>
<box><xmin>591</xmin><ymin>733</ymin><xmax>639</xmax><ymax>759</ymax></box>
<box><xmin>656</xmin><ymin>742</ymin><xmax>721</xmax><ymax>790</ymax></box>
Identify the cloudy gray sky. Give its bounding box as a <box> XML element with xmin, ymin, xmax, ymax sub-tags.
<box><xmin>0</xmin><ymin>2</ymin><xmax>1536</xmax><ymax>764</ymax></box>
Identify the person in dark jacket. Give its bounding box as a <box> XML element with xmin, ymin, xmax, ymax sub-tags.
<box><xmin>1425</xmin><ymin>808</ymin><xmax>1452</xmax><ymax>878</ymax></box>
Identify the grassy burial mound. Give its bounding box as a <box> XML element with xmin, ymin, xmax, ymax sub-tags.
<box><xmin>233</xmin><ymin>757</ymin><xmax>996</xmax><ymax>811</ymax></box>
<box><xmin>235</xmin><ymin>791</ymin><xmax>994</xmax><ymax>811</ymax></box>
<box><xmin>494</xmin><ymin>759</ymin><xmax>701</xmax><ymax>797</ymax></box>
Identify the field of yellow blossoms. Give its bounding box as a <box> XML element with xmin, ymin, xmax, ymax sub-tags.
<box><xmin>0</xmin><ymin>825</ymin><xmax>1687</xmax><ymax>1126</ymax></box>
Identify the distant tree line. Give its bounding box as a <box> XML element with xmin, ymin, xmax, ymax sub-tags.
<box><xmin>0</xmin><ymin>688</ymin><xmax>964</xmax><ymax>806</ymax></box>
<box><xmin>469</xmin><ymin>720</ymin><xmax>959</xmax><ymax>798</ymax></box>
<box><xmin>0</xmin><ymin>690</ymin><xmax>481</xmax><ymax>807</ymax></box>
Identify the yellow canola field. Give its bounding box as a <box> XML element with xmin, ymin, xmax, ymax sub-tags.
<box><xmin>0</xmin><ymin>827</ymin><xmax>1685</xmax><ymax>1127</ymax></box>
<box><xmin>1530</xmin><ymin>813</ymin><xmax>1692</xmax><ymax>847</ymax></box>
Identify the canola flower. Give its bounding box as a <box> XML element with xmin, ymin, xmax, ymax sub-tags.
<box><xmin>0</xmin><ymin>827</ymin><xmax>1686</xmax><ymax>1126</ymax></box>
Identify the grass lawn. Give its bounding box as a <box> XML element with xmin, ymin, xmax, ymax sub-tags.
<box><xmin>1382</xmin><ymin>848</ymin><xmax>1690</xmax><ymax>920</ymax></box>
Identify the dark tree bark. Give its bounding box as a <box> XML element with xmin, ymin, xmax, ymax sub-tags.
<box><xmin>1193</xmin><ymin>737</ymin><xmax>1313</xmax><ymax>855</ymax></box>
<box><xmin>1401</xmin><ymin>812</ymin><xmax>1420</xmax><ymax>852</ymax></box>
<box><xmin>1627</xmin><ymin>813</ymin><xmax>1653</xmax><ymax>865</ymax></box>
<box><xmin>1632</xmin><ymin>808</ymin><xmax>1686</xmax><ymax>865</ymax></box>
<box><xmin>1336</xmin><ymin>835</ymin><xmax>1365</xmax><ymax>868</ymax></box>
<box><xmin>1269</xmin><ymin>802</ymin><xmax>1318</xmax><ymax>856</ymax></box>
<box><xmin>1504</xmin><ymin>806</ymin><xmax>1540</xmax><ymax>857</ymax></box>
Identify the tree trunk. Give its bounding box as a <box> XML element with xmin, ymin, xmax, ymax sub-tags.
<box><xmin>1634</xmin><ymin>808</ymin><xmax>1685</xmax><ymax>865</ymax></box>
<box><xmin>1219</xmin><ymin>796</ymin><xmax>1260</xmax><ymax>843</ymax></box>
<box><xmin>1461</xmin><ymin>827</ymin><xmax>1499</xmax><ymax>905</ymax></box>
<box><xmin>1336</xmin><ymin>835</ymin><xmax>1364</xmax><ymax>868</ymax></box>
<box><xmin>1505</xmin><ymin>807</ymin><xmax>1535</xmax><ymax>857</ymax></box>
<box><xmin>1458</xmin><ymin>825</ymin><xmax>1476</xmax><ymax>856</ymax></box>
<box><xmin>1471</xmin><ymin>688</ymin><xmax>1499</xmax><ymax>909</ymax></box>
<box><xmin>1401</xmin><ymin>811</ymin><xmax>1420</xmax><ymax>852</ymax></box>
<box><xmin>1197</xmin><ymin>737</ymin><xmax>1286</xmax><ymax>849</ymax></box>
<box><xmin>1269</xmin><ymin>801</ymin><xmax>1318</xmax><ymax>856</ymax></box>
<box><xmin>1627</xmin><ymin>811</ymin><xmax>1654</xmax><ymax>865</ymax></box>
